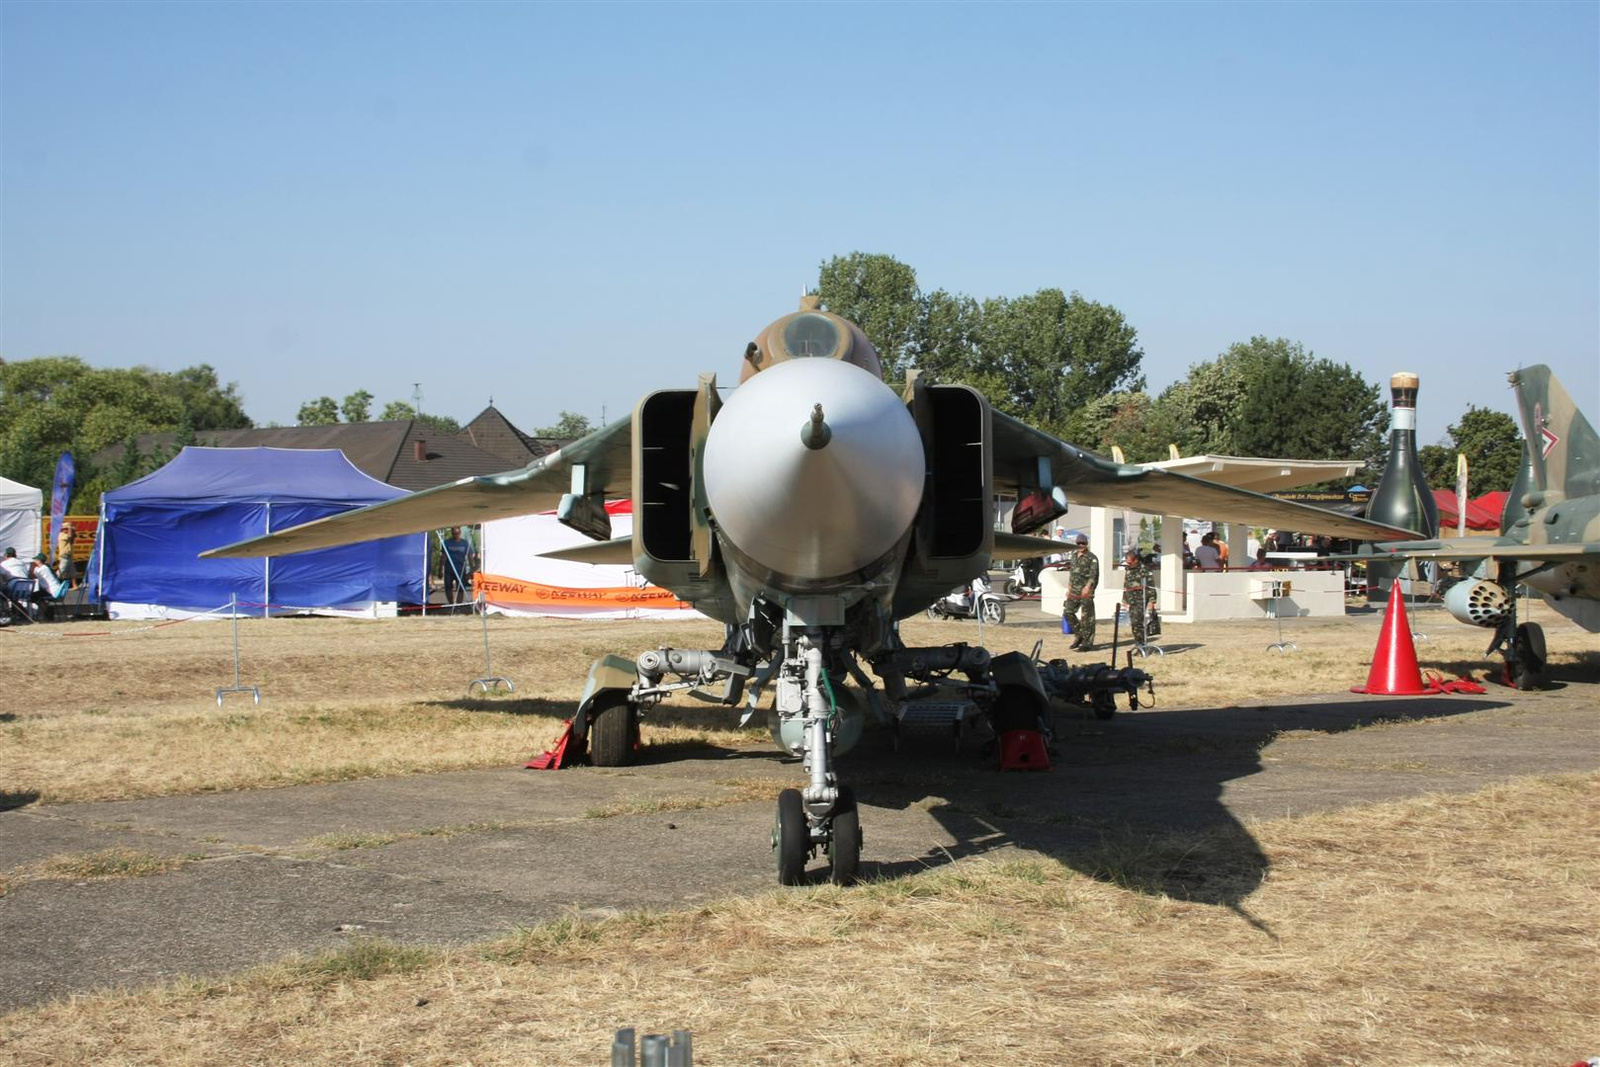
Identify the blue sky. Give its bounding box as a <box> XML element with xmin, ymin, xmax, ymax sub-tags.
<box><xmin>3</xmin><ymin>1</ymin><xmax>1596</xmax><ymax>452</ymax></box>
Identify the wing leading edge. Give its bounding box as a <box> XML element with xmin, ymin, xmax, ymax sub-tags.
<box><xmin>988</xmin><ymin>410</ymin><xmax>1423</xmax><ymax>542</ymax></box>
<box><xmin>1355</xmin><ymin>536</ymin><xmax>1600</xmax><ymax>563</ymax></box>
<box><xmin>201</xmin><ymin>418</ymin><xmax>634</xmax><ymax>559</ymax></box>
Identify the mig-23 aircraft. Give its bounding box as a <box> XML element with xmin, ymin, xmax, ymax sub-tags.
<box><xmin>1355</xmin><ymin>365</ymin><xmax>1599</xmax><ymax>690</ymax></box>
<box><xmin>205</xmin><ymin>297</ymin><xmax>1421</xmax><ymax>885</ymax></box>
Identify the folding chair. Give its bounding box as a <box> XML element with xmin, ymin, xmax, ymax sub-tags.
<box><xmin>1</xmin><ymin>577</ymin><xmax>42</xmax><ymax>625</ymax></box>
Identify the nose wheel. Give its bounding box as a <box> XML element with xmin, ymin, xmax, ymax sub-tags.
<box><xmin>772</xmin><ymin>786</ymin><xmax>862</xmax><ymax>886</ymax></box>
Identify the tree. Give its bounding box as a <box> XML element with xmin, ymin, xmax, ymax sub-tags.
<box><xmin>912</xmin><ymin>289</ymin><xmax>982</xmax><ymax>383</ymax></box>
<box><xmin>341</xmin><ymin>390</ymin><xmax>374</xmax><ymax>423</ymax></box>
<box><xmin>153</xmin><ymin>364</ymin><xmax>253</xmax><ymax>430</ymax></box>
<box><xmin>816</xmin><ymin>253</ymin><xmax>923</xmax><ymax>377</ymax></box>
<box><xmin>1230</xmin><ymin>340</ymin><xmax>1385</xmax><ymax>465</ymax></box>
<box><xmin>1418</xmin><ymin>406</ymin><xmax>1523</xmax><ymax>494</ymax></box>
<box><xmin>1158</xmin><ymin>338</ymin><xmax>1384</xmax><ymax>475</ymax></box>
<box><xmin>813</xmin><ymin>254</ymin><xmax>1146</xmax><ymax>439</ymax></box>
<box><xmin>378</xmin><ymin>400</ymin><xmax>460</xmax><ymax>435</ymax></box>
<box><xmin>972</xmin><ymin>289</ymin><xmax>1146</xmax><ymax>441</ymax></box>
<box><xmin>0</xmin><ymin>356</ymin><xmax>243</xmax><ymax>506</ymax></box>
<box><xmin>296</xmin><ymin>397</ymin><xmax>339</xmax><ymax>425</ymax></box>
<box><xmin>1093</xmin><ymin>391</ymin><xmax>1185</xmax><ymax>463</ymax></box>
<box><xmin>534</xmin><ymin>411</ymin><xmax>593</xmax><ymax>438</ymax></box>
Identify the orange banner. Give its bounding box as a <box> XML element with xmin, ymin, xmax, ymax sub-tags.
<box><xmin>472</xmin><ymin>572</ymin><xmax>693</xmax><ymax>610</ymax></box>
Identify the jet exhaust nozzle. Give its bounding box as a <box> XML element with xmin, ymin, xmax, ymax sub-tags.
<box><xmin>801</xmin><ymin>404</ymin><xmax>831</xmax><ymax>451</ymax></box>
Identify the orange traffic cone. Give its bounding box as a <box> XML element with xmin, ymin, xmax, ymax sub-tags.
<box><xmin>1351</xmin><ymin>579</ymin><xmax>1429</xmax><ymax>695</ymax></box>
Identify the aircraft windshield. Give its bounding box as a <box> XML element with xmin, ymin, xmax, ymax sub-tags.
<box><xmin>783</xmin><ymin>313</ymin><xmax>842</xmax><ymax>359</ymax></box>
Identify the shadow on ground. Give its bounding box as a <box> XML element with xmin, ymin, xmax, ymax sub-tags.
<box><xmin>728</xmin><ymin>694</ymin><xmax>1510</xmax><ymax>911</ymax></box>
<box><xmin>1</xmin><ymin>790</ymin><xmax>41</xmax><ymax>813</ymax></box>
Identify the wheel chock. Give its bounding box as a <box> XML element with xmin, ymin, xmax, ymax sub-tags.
<box><xmin>526</xmin><ymin>719</ymin><xmax>577</xmax><ymax>770</ymax></box>
<box><xmin>998</xmin><ymin>729</ymin><xmax>1050</xmax><ymax>771</ymax></box>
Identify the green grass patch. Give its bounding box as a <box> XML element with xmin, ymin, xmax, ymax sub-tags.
<box><xmin>36</xmin><ymin>847</ymin><xmax>188</xmax><ymax>881</ymax></box>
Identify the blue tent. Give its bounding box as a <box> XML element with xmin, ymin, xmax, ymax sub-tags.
<box><xmin>92</xmin><ymin>447</ymin><xmax>424</xmax><ymax>614</ymax></box>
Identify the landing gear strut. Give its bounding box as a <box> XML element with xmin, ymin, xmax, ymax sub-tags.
<box><xmin>767</xmin><ymin>635</ymin><xmax>862</xmax><ymax>886</ymax></box>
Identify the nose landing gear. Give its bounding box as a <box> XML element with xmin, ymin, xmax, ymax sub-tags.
<box><xmin>773</xmin><ymin>785</ymin><xmax>861</xmax><ymax>886</ymax></box>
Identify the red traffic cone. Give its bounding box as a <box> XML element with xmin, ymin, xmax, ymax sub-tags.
<box><xmin>1351</xmin><ymin>579</ymin><xmax>1429</xmax><ymax>695</ymax></box>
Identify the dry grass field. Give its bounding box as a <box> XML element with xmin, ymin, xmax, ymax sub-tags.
<box><xmin>2</xmin><ymin>774</ymin><xmax>1594</xmax><ymax>1065</ymax></box>
<box><xmin>2</xmin><ymin>600</ymin><xmax>1597</xmax><ymax>1064</ymax></box>
<box><xmin>2</xmin><ymin>597</ymin><xmax>1594</xmax><ymax>805</ymax></box>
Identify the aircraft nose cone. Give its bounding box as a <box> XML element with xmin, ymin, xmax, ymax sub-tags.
<box><xmin>703</xmin><ymin>358</ymin><xmax>925</xmax><ymax>582</ymax></box>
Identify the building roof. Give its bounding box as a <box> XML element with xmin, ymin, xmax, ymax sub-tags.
<box><xmin>96</xmin><ymin>421</ymin><xmax>517</xmax><ymax>492</ymax></box>
<box><xmin>455</xmin><ymin>406</ymin><xmax>567</xmax><ymax>468</ymax></box>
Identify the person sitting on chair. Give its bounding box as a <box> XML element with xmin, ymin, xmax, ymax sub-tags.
<box><xmin>3</xmin><ymin>548</ymin><xmax>41</xmax><ymax>612</ymax></box>
<box><xmin>28</xmin><ymin>554</ymin><xmax>63</xmax><ymax>598</ymax></box>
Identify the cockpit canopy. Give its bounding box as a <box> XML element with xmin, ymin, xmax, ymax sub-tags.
<box><xmin>740</xmin><ymin>295</ymin><xmax>883</xmax><ymax>382</ymax></box>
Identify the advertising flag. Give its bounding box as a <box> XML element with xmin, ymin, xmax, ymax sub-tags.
<box><xmin>50</xmin><ymin>452</ymin><xmax>76</xmax><ymax>564</ymax></box>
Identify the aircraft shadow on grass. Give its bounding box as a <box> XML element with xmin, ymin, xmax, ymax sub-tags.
<box><xmin>658</xmin><ymin>695</ymin><xmax>1511</xmax><ymax>912</ymax></box>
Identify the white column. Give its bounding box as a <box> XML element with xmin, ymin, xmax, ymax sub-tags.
<box><xmin>1089</xmin><ymin>505</ymin><xmax>1116</xmax><ymax>619</ymax></box>
<box><xmin>1225</xmin><ymin>522</ymin><xmax>1248</xmax><ymax>571</ymax></box>
<box><xmin>1160</xmin><ymin>514</ymin><xmax>1184</xmax><ymax>614</ymax></box>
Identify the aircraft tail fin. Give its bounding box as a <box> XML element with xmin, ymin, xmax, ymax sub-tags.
<box><xmin>1510</xmin><ymin>365</ymin><xmax>1599</xmax><ymax>500</ymax></box>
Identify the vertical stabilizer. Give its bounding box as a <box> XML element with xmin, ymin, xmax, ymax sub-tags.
<box><xmin>1510</xmin><ymin>366</ymin><xmax>1600</xmax><ymax>500</ymax></box>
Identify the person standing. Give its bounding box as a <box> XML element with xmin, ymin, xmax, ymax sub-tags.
<box><xmin>1121</xmin><ymin>545</ymin><xmax>1151</xmax><ymax>646</ymax></box>
<box><xmin>440</xmin><ymin>526</ymin><xmax>475</xmax><ymax>606</ymax></box>
<box><xmin>1194</xmin><ymin>531</ymin><xmax>1223</xmax><ymax>571</ymax></box>
<box><xmin>1063</xmin><ymin>534</ymin><xmax>1100</xmax><ymax>651</ymax></box>
<box><xmin>56</xmin><ymin>522</ymin><xmax>77</xmax><ymax>589</ymax></box>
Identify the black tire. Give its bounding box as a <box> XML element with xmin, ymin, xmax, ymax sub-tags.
<box><xmin>1092</xmin><ymin>691</ymin><xmax>1117</xmax><ymax>720</ymax></box>
<box><xmin>980</xmin><ymin>597</ymin><xmax>1006</xmax><ymax>625</ymax></box>
<box><xmin>775</xmin><ymin>789</ymin><xmax>809</xmax><ymax>886</ymax></box>
<box><xmin>1511</xmin><ymin>621</ymin><xmax>1548</xmax><ymax>691</ymax></box>
<box><xmin>829</xmin><ymin>786</ymin><xmax>861</xmax><ymax>886</ymax></box>
<box><xmin>589</xmin><ymin>696</ymin><xmax>637</xmax><ymax>767</ymax></box>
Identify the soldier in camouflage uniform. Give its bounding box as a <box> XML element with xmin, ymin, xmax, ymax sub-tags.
<box><xmin>1121</xmin><ymin>546</ymin><xmax>1152</xmax><ymax>646</ymax></box>
<box><xmin>1063</xmin><ymin>534</ymin><xmax>1099</xmax><ymax>650</ymax></box>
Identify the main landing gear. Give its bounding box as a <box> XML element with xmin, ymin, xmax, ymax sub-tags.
<box><xmin>1487</xmin><ymin>561</ymin><xmax>1549</xmax><ymax>692</ymax></box>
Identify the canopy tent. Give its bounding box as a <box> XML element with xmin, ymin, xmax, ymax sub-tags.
<box><xmin>477</xmin><ymin>500</ymin><xmax>700</xmax><ymax>619</ymax></box>
<box><xmin>0</xmin><ymin>476</ymin><xmax>43</xmax><ymax>561</ymax></box>
<box><xmin>1431</xmin><ymin>489</ymin><xmax>1503</xmax><ymax>532</ymax></box>
<box><xmin>91</xmin><ymin>447</ymin><xmax>425</xmax><ymax>618</ymax></box>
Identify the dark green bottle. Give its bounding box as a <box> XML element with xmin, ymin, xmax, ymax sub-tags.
<box><xmin>1366</xmin><ymin>372</ymin><xmax>1439</xmax><ymax>602</ymax></box>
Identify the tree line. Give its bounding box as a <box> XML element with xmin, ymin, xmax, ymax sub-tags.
<box><xmin>816</xmin><ymin>252</ymin><xmax>1521</xmax><ymax>490</ymax></box>
<box><xmin>1</xmin><ymin>273</ymin><xmax>1523</xmax><ymax>511</ymax></box>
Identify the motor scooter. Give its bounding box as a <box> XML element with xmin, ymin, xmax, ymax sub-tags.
<box><xmin>926</xmin><ymin>577</ymin><xmax>1007</xmax><ymax>624</ymax></box>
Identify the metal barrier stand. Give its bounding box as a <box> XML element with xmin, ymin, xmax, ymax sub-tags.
<box><xmin>216</xmin><ymin>593</ymin><xmax>263</xmax><ymax>705</ymax></box>
<box><xmin>466</xmin><ymin>592</ymin><xmax>514</xmax><ymax>697</ymax></box>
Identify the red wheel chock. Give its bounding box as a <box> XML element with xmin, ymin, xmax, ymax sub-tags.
<box><xmin>998</xmin><ymin>729</ymin><xmax>1050</xmax><ymax>771</ymax></box>
<box><xmin>526</xmin><ymin>719</ymin><xmax>578</xmax><ymax>770</ymax></box>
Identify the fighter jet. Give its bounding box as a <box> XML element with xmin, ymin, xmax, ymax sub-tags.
<box><xmin>1352</xmin><ymin>365</ymin><xmax>1599</xmax><ymax>690</ymax></box>
<box><xmin>204</xmin><ymin>298</ymin><xmax>1421</xmax><ymax>885</ymax></box>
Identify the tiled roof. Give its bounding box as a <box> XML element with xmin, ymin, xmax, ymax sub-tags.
<box><xmin>455</xmin><ymin>406</ymin><xmax>567</xmax><ymax>467</ymax></box>
<box><xmin>95</xmin><ymin>422</ymin><xmax>515</xmax><ymax>492</ymax></box>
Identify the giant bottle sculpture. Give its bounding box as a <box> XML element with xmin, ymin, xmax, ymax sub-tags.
<box><xmin>1365</xmin><ymin>372</ymin><xmax>1439</xmax><ymax>602</ymax></box>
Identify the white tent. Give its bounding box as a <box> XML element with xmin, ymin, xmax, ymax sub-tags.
<box><xmin>479</xmin><ymin>501</ymin><xmax>702</xmax><ymax>620</ymax></box>
<box><xmin>0</xmin><ymin>476</ymin><xmax>43</xmax><ymax>560</ymax></box>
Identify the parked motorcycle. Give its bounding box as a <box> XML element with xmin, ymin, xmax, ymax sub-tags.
<box><xmin>1004</xmin><ymin>557</ymin><xmax>1045</xmax><ymax>597</ymax></box>
<box><xmin>926</xmin><ymin>579</ymin><xmax>1007</xmax><ymax>624</ymax></box>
